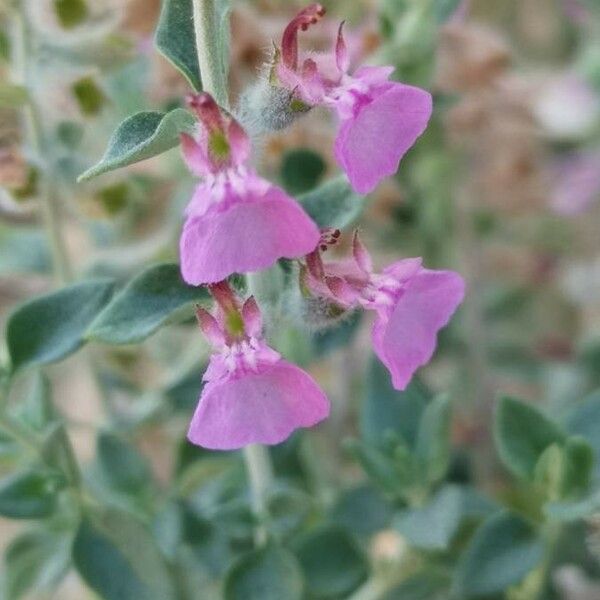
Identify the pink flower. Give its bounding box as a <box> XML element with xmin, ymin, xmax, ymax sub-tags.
<box><xmin>179</xmin><ymin>93</ymin><xmax>320</xmax><ymax>285</ymax></box>
<box><xmin>304</xmin><ymin>232</ymin><xmax>465</xmax><ymax>390</ymax></box>
<box><xmin>276</xmin><ymin>6</ymin><xmax>433</xmax><ymax>194</ymax></box>
<box><xmin>188</xmin><ymin>282</ymin><xmax>329</xmax><ymax>450</ymax></box>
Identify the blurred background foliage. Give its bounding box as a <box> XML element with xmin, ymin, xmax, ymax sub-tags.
<box><xmin>1</xmin><ymin>0</ymin><xmax>600</xmax><ymax>598</ymax></box>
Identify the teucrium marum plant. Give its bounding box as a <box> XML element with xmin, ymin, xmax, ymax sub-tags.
<box><xmin>1</xmin><ymin>1</ymin><xmax>600</xmax><ymax>599</ymax></box>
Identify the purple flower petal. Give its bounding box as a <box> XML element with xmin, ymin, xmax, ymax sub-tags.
<box><xmin>187</xmin><ymin>361</ymin><xmax>330</xmax><ymax>449</ymax></box>
<box><xmin>372</xmin><ymin>269</ymin><xmax>465</xmax><ymax>390</ymax></box>
<box><xmin>334</xmin><ymin>82</ymin><xmax>432</xmax><ymax>194</ymax></box>
<box><xmin>180</xmin><ymin>184</ymin><xmax>320</xmax><ymax>285</ymax></box>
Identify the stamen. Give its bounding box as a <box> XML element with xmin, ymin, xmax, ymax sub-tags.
<box><xmin>281</xmin><ymin>4</ymin><xmax>326</xmax><ymax>71</ymax></box>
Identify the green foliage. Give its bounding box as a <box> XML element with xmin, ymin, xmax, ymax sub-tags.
<box><xmin>155</xmin><ymin>0</ymin><xmax>201</xmax><ymax>91</ymax></box>
<box><xmin>394</xmin><ymin>484</ymin><xmax>495</xmax><ymax>551</ymax></box>
<box><xmin>53</xmin><ymin>0</ymin><xmax>88</xmax><ymax>28</ymax></box>
<box><xmin>293</xmin><ymin>526</ymin><xmax>369</xmax><ymax>599</ymax></box>
<box><xmin>0</xmin><ymin>469</ymin><xmax>65</xmax><ymax>519</ymax></box>
<box><xmin>6</xmin><ymin>279</ymin><xmax>114</xmax><ymax>372</ymax></box>
<box><xmin>96</xmin><ymin>432</ymin><xmax>152</xmax><ymax>495</ymax></box>
<box><xmin>361</xmin><ymin>357</ymin><xmax>430</xmax><ymax>448</ymax></box>
<box><xmin>78</xmin><ymin>109</ymin><xmax>195</xmax><ymax>181</ymax></box>
<box><xmin>494</xmin><ymin>396</ymin><xmax>566</xmax><ymax>480</ymax></box>
<box><xmin>72</xmin><ymin>76</ymin><xmax>105</xmax><ymax>116</ymax></box>
<box><xmin>3</xmin><ymin>529</ymin><xmax>70</xmax><ymax>600</ymax></box>
<box><xmin>87</xmin><ymin>263</ymin><xmax>209</xmax><ymax>344</ymax></box>
<box><xmin>298</xmin><ymin>176</ymin><xmax>366</xmax><ymax>229</ymax></box>
<box><xmin>73</xmin><ymin>509</ymin><xmax>177</xmax><ymax>600</ymax></box>
<box><xmin>224</xmin><ymin>543</ymin><xmax>304</xmax><ymax>600</ymax></box>
<box><xmin>452</xmin><ymin>511</ymin><xmax>545</xmax><ymax>598</ymax></box>
<box><xmin>414</xmin><ymin>394</ymin><xmax>452</xmax><ymax>485</ymax></box>
<box><xmin>280</xmin><ymin>149</ymin><xmax>326</xmax><ymax>195</ymax></box>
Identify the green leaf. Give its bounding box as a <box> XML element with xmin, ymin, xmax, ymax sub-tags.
<box><xmin>414</xmin><ymin>393</ymin><xmax>452</xmax><ymax>485</ymax></box>
<box><xmin>97</xmin><ymin>432</ymin><xmax>153</xmax><ymax>495</ymax></box>
<box><xmin>73</xmin><ymin>509</ymin><xmax>176</xmax><ymax>600</ymax></box>
<box><xmin>0</xmin><ymin>83</ymin><xmax>28</xmax><ymax>108</ymax></box>
<box><xmin>452</xmin><ymin>511</ymin><xmax>544</xmax><ymax>598</ymax></box>
<box><xmin>395</xmin><ymin>485</ymin><xmax>496</xmax><ymax>551</ymax></box>
<box><xmin>78</xmin><ymin>109</ymin><xmax>195</xmax><ymax>181</ymax></box>
<box><xmin>0</xmin><ymin>469</ymin><xmax>64</xmax><ymax>519</ymax></box>
<box><xmin>330</xmin><ymin>484</ymin><xmax>394</xmax><ymax>538</ymax></box>
<box><xmin>544</xmin><ymin>489</ymin><xmax>600</xmax><ymax>522</ymax></box>
<box><xmin>53</xmin><ymin>0</ymin><xmax>88</xmax><ymax>28</ymax></box>
<box><xmin>280</xmin><ymin>149</ymin><xmax>326</xmax><ymax>195</ymax></box>
<box><xmin>71</xmin><ymin>76</ymin><xmax>105</xmax><ymax>116</ymax></box>
<box><xmin>3</xmin><ymin>529</ymin><xmax>70</xmax><ymax>600</ymax></box>
<box><xmin>293</xmin><ymin>525</ymin><xmax>369</xmax><ymax>599</ymax></box>
<box><xmin>494</xmin><ymin>396</ymin><xmax>565</xmax><ymax>480</ymax></box>
<box><xmin>87</xmin><ymin>263</ymin><xmax>208</xmax><ymax>345</ymax></box>
<box><xmin>6</xmin><ymin>279</ymin><xmax>114</xmax><ymax>372</ymax></box>
<box><xmin>298</xmin><ymin>176</ymin><xmax>365</xmax><ymax>229</ymax></box>
<box><xmin>155</xmin><ymin>0</ymin><xmax>201</xmax><ymax>91</ymax></box>
<box><xmin>14</xmin><ymin>372</ymin><xmax>58</xmax><ymax>433</ymax></box>
<box><xmin>361</xmin><ymin>356</ymin><xmax>430</xmax><ymax>448</ymax></box>
<box><xmin>224</xmin><ymin>543</ymin><xmax>304</xmax><ymax>600</ymax></box>
<box><xmin>567</xmin><ymin>389</ymin><xmax>600</xmax><ymax>465</ymax></box>
<box><xmin>380</xmin><ymin>570</ymin><xmax>450</xmax><ymax>600</ymax></box>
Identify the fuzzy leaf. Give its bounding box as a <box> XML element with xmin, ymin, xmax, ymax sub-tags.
<box><xmin>361</xmin><ymin>356</ymin><xmax>431</xmax><ymax>448</ymax></box>
<box><xmin>6</xmin><ymin>279</ymin><xmax>114</xmax><ymax>372</ymax></box>
<box><xmin>224</xmin><ymin>543</ymin><xmax>304</xmax><ymax>600</ymax></box>
<box><xmin>298</xmin><ymin>176</ymin><xmax>365</xmax><ymax>229</ymax></box>
<box><xmin>87</xmin><ymin>263</ymin><xmax>208</xmax><ymax>345</ymax></box>
<box><xmin>395</xmin><ymin>485</ymin><xmax>496</xmax><ymax>551</ymax></box>
<box><xmin>78</xmin><ymin>109</ymin><xmax>195</xmax><ymax>181</ymax></box>
<box><xmin>4</xmin><ymin>529</ymin><xmax>70</xmax><ymax>600</ymax></box>
<box><xmin>155</xmin><ymin>0</ymin><xmax>201</xmax><ymax>91</ymax></box>
<box><xmin>292</xmin><ymin>526</ymin><xmax>369</xmax><ymax>599</ymax></box>
<box><xmin>452</xmin><ymin>511</ymin><xmax>544</xmax><ymax>598</ymax></box>
<box><xmin>73</xmin><ymin>509</ymin><xmax>176</xmax><ymax>600</ymax></box>
<box><xmin>414</xmin><ymin>393</ymin><xmax>452</xmax><ymax>485</ymax></box>
<box><xmin>0</xmin><ymin>469</ymin><xmax>65</xmax><ymax>519</ymax></box>
<box><xmin>494</xmin><ymin>396</ymin><xmax>565</xmax><ymax>480</ymax></box>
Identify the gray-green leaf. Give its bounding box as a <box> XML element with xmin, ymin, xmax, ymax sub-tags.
<box><xmin>414</xmin><ymin>393</ymin><xmax>452</xmax><ymax>485</ymax></box>
<box><xmin>4</xmin><ymin>529</ymin><xmax>70</xmax><ymax>600</ymax></box>
<box><xmin>361</xmin><ymin>356</ymin><xmax>431</xmax><ymax>449</ymax></box>
<box><xmin>78</xmin><ymin>109</ymin><xmax>195</xmax><ymax>181</ymax></box>
<box><xmin>87</xmin><ymin>263</ymin><xmax>209</xmax><ymax>345</ymax></box>
<box><xmin>298</xmin><ymin>176</ymin><xmax>365</xmax><ymax>230</ymax></box>
<box><xmin>73</xmin><ymin>509</ymin><xmax>176</xmax><ymax>600</ymax></box>
<box><xmin>395</xmin><ymin>485</ymin><xmax>496</xmax><ymax>551</ymax></box>
<box><xmin>452</xmin><ymin>511</ymin><xmax>544</xmax><ymax>598</ymax></box>
<box><xmin>224</xmin><ymin>543</ymin><xmax>304</xmax><ymax>600</ymax></box>
<box><xmin>494</xmin><ymin>396</ymin><xmax>565</xmax><ymax>480</ymax></box>
<box><xmin>6</xmin><ymin>279</ymin><xmax>114</xmax><ymax>372</ymax></box>
<box><xmin>293</xmin><ymin>526</ymin><xmax>369</xmax><ymax>599</ymax></box>
<box><xmin>155</xmin><ymin>0</ymin><xmax>201</xmax><ymax>91</ymax></box>
<box><xmin>0</xmin><ymin>469</ymin><xmax>65</xmax><ymax>519</ymax></box>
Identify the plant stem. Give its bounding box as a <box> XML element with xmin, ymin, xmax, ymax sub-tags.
<box><xmin>192</xmin><ymin>0</ymin><xmax>229</xmax><ymax>108</ymax></box>
<box><xmin>192</xmin><ymin>3</ymin><xmax>274</xmax><ymax>543</ymax></box>
<box><xmin>12</xmin><ymin>6</ymin><xmax>72</xmax><ymax>284</ymax></box>
<box><xmin>243</xmin><ymin>443</ymin><xmax>273</xmax><ymax>545</ymax></box>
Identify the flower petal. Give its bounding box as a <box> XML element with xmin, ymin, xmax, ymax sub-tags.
<box><xmin>187</xmin><ymin>361</ymin><xmax>329</xmax><ymax>449</ymax></box>
<box><xmin>372</xmin><ymin>269</ymin><xmax>465</xmax><ymax>390</ymax></box>
<box><xmin>180</xmin><ymin>185</ymin><xmax>320</xmax><ymax>285</ymax></box>
<box><xmin>334</xmin><ymin>83</ymin><xmax>432</xmax><ymax>194</ymax></box>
